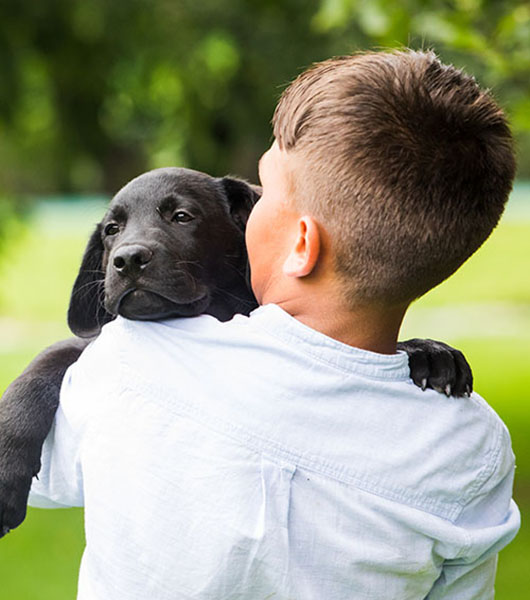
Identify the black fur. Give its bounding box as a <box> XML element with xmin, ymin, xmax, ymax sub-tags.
<box><xmin>67</xmin><ymin>224</ymin><xmax>113</xmax><ymax>338</ymax></box>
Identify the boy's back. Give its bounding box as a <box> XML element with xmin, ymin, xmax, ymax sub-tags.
<box><xmin>30</xmin><ymin>307</ymin><xmax>519</xmax><ymax>599</ymax></box>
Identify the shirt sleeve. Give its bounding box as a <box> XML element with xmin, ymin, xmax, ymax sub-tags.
<box><xmin>28</xmin><ymin>321</ymin><xmax>126</xmax><ymax>509</ymax></box>
<box><xmin>426</xmin><ymin>421</ymin><xmax>520</xmax><ymax>600</ymax></box>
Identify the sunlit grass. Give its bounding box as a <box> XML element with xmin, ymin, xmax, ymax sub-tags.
<box><xmin>0</xmin><ymin>508</ymin><xmax>84</xmax><ymax>599</ymax></box>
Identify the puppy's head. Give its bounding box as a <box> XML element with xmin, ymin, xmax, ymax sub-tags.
<box><xmin>68</xmin><ymin>168</ymin><xmax>261</xmax><ymax>338</ymax></box>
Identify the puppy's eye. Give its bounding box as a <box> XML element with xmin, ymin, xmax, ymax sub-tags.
<box><xmin>104</xmin><ymin>223</ymin><xmax>120</xmax><ymax>236</ymax></box>
<box><xmin>172</xmin><ymin>211</ymin><xmax>194</xmax><ymax>224</ymax></box>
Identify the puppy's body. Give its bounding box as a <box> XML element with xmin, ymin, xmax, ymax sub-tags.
<box><xmin>0</xmin><ymin>168</ymin><xmax>472</xmax><ymax>537</ymax></box>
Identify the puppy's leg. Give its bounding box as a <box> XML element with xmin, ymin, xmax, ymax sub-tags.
<box><xmin>0</xmin><ymin>337</ymin><xmax>90</xmax><ymax>537</ymax></box>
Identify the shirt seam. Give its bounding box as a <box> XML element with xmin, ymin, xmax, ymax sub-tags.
<box><xmin>454</xmin><ymin>416</ymin><xmax>505</xmax><ymax>559</ymax></box>
<box><xmin>456</xmin><ymin>409</ymin><xmax>504</xmax><ymax>510</ymax></box>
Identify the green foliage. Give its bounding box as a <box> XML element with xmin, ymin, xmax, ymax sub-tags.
<box><xmin>0</xmin><ymin>0</ymin><xmax>331</xmax><ymax>193</ymax></box>
<box><xmin>1</xmin><ymin>0</ymin><xmax>529</xmax><ymax>200</ymax></box>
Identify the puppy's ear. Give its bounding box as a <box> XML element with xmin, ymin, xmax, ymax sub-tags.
<box><xmin>220</xmin><ymin>177</ymin><xmax>262</xmax><ymax>231</ymax></box>
<box><xmin>67</xmin><ymin>224</ymin><xmax>113</xmax><ymax>338</ymax></box>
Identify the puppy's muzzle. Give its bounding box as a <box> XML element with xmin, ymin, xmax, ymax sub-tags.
<box><xmin>113</xmin><ymin>244</ymin><xmax>153</xmax><ymax>279</ymax></box>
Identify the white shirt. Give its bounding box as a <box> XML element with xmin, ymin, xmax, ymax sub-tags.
<box><xmin>29</xmin><ymin>304</ymin><xmax>520</xmax><ymax>600</ymax></box>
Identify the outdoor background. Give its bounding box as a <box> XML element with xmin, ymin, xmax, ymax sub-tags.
<box><xmin>0</xmin><ymin>0</ymin><xmax>529</xmax><ymax>597</ymax></box>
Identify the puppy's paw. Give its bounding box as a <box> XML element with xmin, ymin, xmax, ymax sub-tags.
<box><xmin>0</xmin><ymin>475</ymin><xmax>32</xmax><ymax>538</ymax></box>
<box><xmin>398</xmin><ymin>338</ymin><xmax>473</xmax><ymax>398</ymax></box>
<box><xmin>0</xmin><ymin>445</ymin><xmax>41</xmax><ymax>538</ymax></box>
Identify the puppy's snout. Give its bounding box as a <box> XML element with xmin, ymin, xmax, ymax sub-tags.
<box><xmin>113</xmin><ymin>245</ymin><xmax>153</xmax><ymax>277</ymax></box>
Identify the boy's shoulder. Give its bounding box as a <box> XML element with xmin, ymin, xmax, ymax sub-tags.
<box><xmin>389</xmin><ymin>385</ymin><xmax>515</xmax><ymax>522</ymax></box>
<box><xmin>466</xmin><ymin>392</ymin><xmax>515</xmax><ymax>492</ymax></box>
<box><xmin>88</xmin><ymin>312</ymin><xmax>255</xmax><ymax>375</ymax></box>
<box><xmin>453</xmin><ymin>392</ymin><xmax>516</xmax><ymax>522</ymax></box>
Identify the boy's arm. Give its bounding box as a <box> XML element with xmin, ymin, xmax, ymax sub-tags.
<box><xmin>426</xmin><ymin>423</ymin><xmax>520</xmax><ymax>599</ymax></box>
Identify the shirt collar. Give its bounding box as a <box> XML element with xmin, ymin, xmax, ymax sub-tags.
<box><xmin>248</xmin><ymin>303</ymin><xmax>410</xmax><ymax>380</ymax></box>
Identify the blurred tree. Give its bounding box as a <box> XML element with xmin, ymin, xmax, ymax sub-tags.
<box><xmin>0</xmin><ymin>0</ymin><xmax>528</xmax><ymax>200</ymax></box>
<box><xmin>0</xmin><ymin>0</ymin><xmax>335</xmax><ymax>193</ymax></box>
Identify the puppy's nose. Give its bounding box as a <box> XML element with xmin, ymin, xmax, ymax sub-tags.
<box><xmin>113</xmin><ymin>245</ymin><xmax>153</xmax><ymax>277</ymax></box>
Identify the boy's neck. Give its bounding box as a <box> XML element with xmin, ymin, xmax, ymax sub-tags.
<box><xmin>267</xmin><ymin>290</ymin><xmax>408</xmax><ymax>355</ymax></box>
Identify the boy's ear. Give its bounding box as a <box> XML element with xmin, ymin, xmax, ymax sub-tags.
<box><xmin>67</xmin><ymin>223</ymin><xmax>114</xmax><ymax>338</ymax></box>
<box><xmin>220</xmin><ymin>177</ymin><xmax>262</xmax><ymax>232</ymax></box>
<box><xmin>283</xmin><ymin>216</ymin><xmax>321</xmax><ymax>278</ymax></box>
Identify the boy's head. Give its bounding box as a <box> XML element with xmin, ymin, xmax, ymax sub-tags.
<box><xmin>248</xmin><ymin>49</ymin><xmax>515</xmax><ymax>308</ymax></box>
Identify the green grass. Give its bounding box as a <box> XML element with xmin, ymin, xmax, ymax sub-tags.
<box><xmin>0</xmin><ymin>224</ymin><xmax>89</xmax><ymax>597</ymax></box>
<box><xmin>0</xmin><ymin>509</ymin><xmax>84</xmax><ymax>599</ymax></box>
<box><xmin>0</xmin><ymin>205</ymin><xmax>529</xmax><ymax>598</ymax></box>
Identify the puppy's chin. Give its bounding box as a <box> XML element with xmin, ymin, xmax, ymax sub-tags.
<box><xmin>112</xmin><ymin>289</ymin><xmax>210</xmax><ymax>320</ymax></box>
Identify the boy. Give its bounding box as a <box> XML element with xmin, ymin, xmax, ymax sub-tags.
<box><xmin>30</xmin><ymin>50</ymin><xmax>519</xmax><ymax>599</ymax></box>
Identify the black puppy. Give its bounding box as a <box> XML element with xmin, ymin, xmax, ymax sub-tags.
<box><xmin>0</xmin><ymin>167</ymin><xmax>472</xmax><ymax>537</ymax></box>
<box><xmin>70</xmin><ymin>167</ymin><xmax>259</xmax><ymax>336</ymax></box>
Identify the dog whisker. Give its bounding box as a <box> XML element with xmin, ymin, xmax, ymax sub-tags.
<box><xmin>174</xmin><ymin>260</ymin><xmax>203</xmax><ymax>272</ymax></box>
<box><xmin>96</xmin><ymin>287</ymin><xmax>107</xmax><ymax>328</ymax></box>
<box><xmin>70</xmin><ymin>279</ymin><xmax>106</xmax><ymax>297</ymax></box>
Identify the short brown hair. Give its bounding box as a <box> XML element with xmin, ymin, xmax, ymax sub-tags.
<box><xmin>273</xmin><ymin>50</ymin><xmax>516</xmax><ymax>305</ymax></box>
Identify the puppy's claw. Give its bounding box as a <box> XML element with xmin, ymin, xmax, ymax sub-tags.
<box><xmin>445</xmin><ymin>384</ymin><xmax>452</xmax><ymax>397</ymax></box>
<box><xmin>1</xmin><ymin>526</ymin><xmax>10</xmax><ymax>537</ymax></box>
<box><xmin>465</xmin><ymin>384</ymin><xmax>472</xmax><ymax>397</ymax></box>
<box><xmin>421</xmin><ymin>378</ymin><xmax>428</xmax><ymax>391</ymax></box>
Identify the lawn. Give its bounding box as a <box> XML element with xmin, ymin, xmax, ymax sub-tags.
<box><xmin>0</xmin><ymin>198</ymin><xmax>528</xmax><ymax>598</ymax></box>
